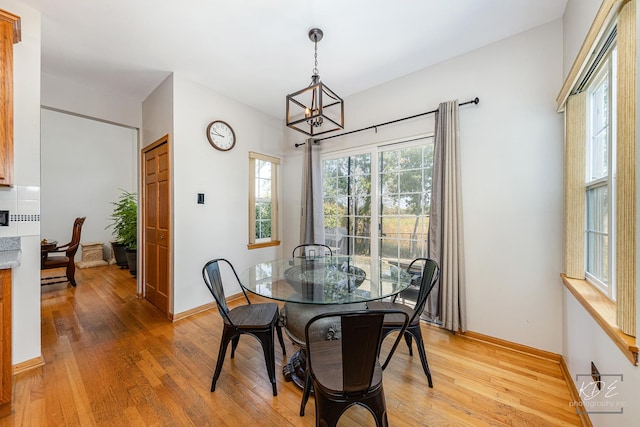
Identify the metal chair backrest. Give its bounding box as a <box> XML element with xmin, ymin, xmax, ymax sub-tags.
<box><xmin>400</xmin><ymin>258</ymin><xmax>440</xmax><ymax>324</ymax></box>
<box><xmin>292</xmin><ymin>243</ymin><xmax>333</xmax><ymax>258</ymax></box>
<box><xmin>305</xmin><ymin>309</ymin><xmax>409</xmax><ymax>395</ymax></box>
<box><xmin>202</xmin><ymin>259</ymin><xmax>250</xmax><ymax>327</ymax></box>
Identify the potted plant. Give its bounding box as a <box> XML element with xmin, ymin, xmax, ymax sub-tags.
<box><xmin>107</xmin><ymin>189</ymin><xmax>137</xmax><ymax>275</ymax></box>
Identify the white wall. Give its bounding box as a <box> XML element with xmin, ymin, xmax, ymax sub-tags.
<box><xmin>142</xmin><ymin>74</ymin><xmax>174</xmax><ymax>149</ymax></box>
<box><xmin>560</xmin><ymin>1</ymin><xmax>640</xmax><ymax>425</ymax></box>
<box><xmin>40</xmin><ymin>109</ymin><xmax>137</xmax><ymax>259</ymax></box>
<box><xmin>283</xmin><ymin>20</ymin><xmax>565</xmax><ymax>353</ymax></box>
<box><xmin>0</xmin><ymin>0</ymin><xmax>42</xmax><ymax>364</ymax></box>
<box><xmin>141</xmin><ymin>74</ymin><xmax>173</xmax><ymax>298</ymax></box>
<box><xmin>142</xmin><ymin>73</ymin><xmax>285</xmax><ymax>315</ymax></box>
<box><xmin>41</xmin><ymin>72</ymin><xmax>143</xmax><ymax>129</ymax></box>
<box><xmin>563</xmin><ymin>293</ymin><xmax>639</xmax><ymax>424</ymax></box>
<box><xmin>171</xmin><ymin>74</ymin><xmax>284</xmax><ymax>315</ymax></box>
<box><xmin>562</xmin><ymin>0</ymin><xmax>602</xmax><ymax>80</ymax></box>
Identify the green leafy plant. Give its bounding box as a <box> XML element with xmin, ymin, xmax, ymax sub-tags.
<box><xmin>107</xmin><ymin>189</ymin><xmax>137</xmax><ymax>250</ymax></box>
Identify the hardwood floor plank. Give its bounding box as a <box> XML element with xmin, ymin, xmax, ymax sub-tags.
<box><xmin>0</xmin><ymin>266</ymin><xmax>583</xmax><ymax>426</ymax></box>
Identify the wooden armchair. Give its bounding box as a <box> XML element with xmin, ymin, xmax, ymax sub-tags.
<box><xmin>41</xmin><ymin>217</ymin><xmax>86</xmax><ymax>287</ymax></box>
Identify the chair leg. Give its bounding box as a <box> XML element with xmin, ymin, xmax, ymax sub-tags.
<box><xmin>230</xmin><ymin>336</ymin><xmax>240</xmax><ymax>358</ymax></box>
<box><xmin>409</xmin><ymin>326</ymin><xmax>433</xmax><ymax>388</ymax></box>
<box><xmin>404</xmin><ymin>332</ymin><xmax>413</xmax><ymax>356</ymax></box>
<box><xmin>66</xmin><ymin>261</ymin><xmax>77</xmax><ymax>287</ymax></box>
<box><xmin>211</xmin><ymin>329</ymin><xmax>234</xmax><ymax>392</ymax></box>
<box><xmin>314</xmin><ymin>389</ymin><xmax>349</xmax><ymax>427</ymax></box>
<box><xmin>299</xmin><ymin>371</ymin><xmax>312</xmax><ymax>416</ymax></box>
<box><xmin>256</xmin><ymin>329</ymin><xmax>278</xmax><ymax>396</ymax></box>
<box><xmin>361</xmin><ymin>387</ymin><xmax>389</xmax><ymax>427</ymax></box>
<box><xmin>276</xmin><ymin>324</ymin><xmax>286</xmax><ymax>356</ymax></box>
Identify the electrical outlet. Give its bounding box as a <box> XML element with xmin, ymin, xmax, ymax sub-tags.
<box><xmin>591</xmin><ymin>361</ymin><xmax>602</xmax><ymax>390</ymax></box>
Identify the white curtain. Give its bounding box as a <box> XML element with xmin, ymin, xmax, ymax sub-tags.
<box><xmin>427</xmin><ymin>100</ymin><xmax>467</xmax><ymax>332</ymax></box>
<box><xmin>300</xmin><ymin>139</ymin><xmax>325</xmax><ymax>244</ymax></box>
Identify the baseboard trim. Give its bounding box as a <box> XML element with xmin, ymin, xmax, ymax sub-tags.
<box><xmin>13</xmin><ymin>356</ymin><xmax>45</xmax><ymax>375</ymax></box>
<box><xmin>559</xmin><ymin>357</ymin><xmax>593</xmax><ymax>427</ymax></box>
<box><xmin>171</xmin><ymin>301</ymin><xmax>216</xmax><ymax>321</ymax></box>
<box><xmin>170</xmin><ymin>292</ymin><xmax>246</xmax><ymax>321</ymax></box>
<box><xmin>459</xmin><ymin>330</ymin><xmax>562</xmax><ymax>362</ymax></box>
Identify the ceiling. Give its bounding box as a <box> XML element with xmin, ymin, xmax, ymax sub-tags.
<box><xmin>20</xmin><ymin>0</ymin><xmax>567</xmax><ymax>120</ymax></box>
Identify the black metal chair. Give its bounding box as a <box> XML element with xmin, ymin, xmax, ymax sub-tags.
<box><xmin>366</xmin><ymin>258</ymin><xmax>440</xmax><ymax>387</ymax></box>
<box><xmin>299</xmin><ymin>309</ymin><xmax>409</xmax><ymax>427</ymax></box>
<box><xmin>202</xmin><ymin>258</ymin><xmax>286</xmax><ymax>396</ymax></box>
<box><xmin>292</xmin><ymin>243</ymin><xmax>333</xmax><ymax>258</ymax></box>
<box><xmin>41</xmin><ymin>216</ymin><xmax>86</xmax><ymax>287</ymax></box>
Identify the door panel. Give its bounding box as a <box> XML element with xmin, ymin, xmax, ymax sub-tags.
<box><xmin>143</xmin><ymin>137</ymin><xmax>171</xmax><ymax>316</ymax></box>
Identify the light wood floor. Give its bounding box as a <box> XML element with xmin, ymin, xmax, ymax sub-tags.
<box><xmin>2</xmin><ymin>265</ymin><xmax>582</xmax><ymax>426</ymax></box>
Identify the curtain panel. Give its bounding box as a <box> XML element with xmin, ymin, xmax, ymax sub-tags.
<box><xmin>564</xmin><ymin>92</ymin><xmax>587</xmax><ymax>280</ymax></box>
<box><xmin>300</xmin><ymin>139</ymin><xmax>325</xmax><ymax>245</ymax></box>
<box><xmin>427</xmin><ymin>100</ymin><xmax>467</xmax><ymax>332</ymax></box>
<box><xmin>616</xmin><ymin>0</ymin><xmax>636</xmax><ymax>337</ymax></box>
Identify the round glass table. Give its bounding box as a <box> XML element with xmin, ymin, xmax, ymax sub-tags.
<box><xmin>239</xmin><ymin>255</ymin><xmax>413</xmax><ymax>388</ymax></box>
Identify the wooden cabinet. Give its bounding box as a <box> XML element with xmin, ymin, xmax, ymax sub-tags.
<box><xmin>0</xmin><ymin>269</ymin><xmax>11</xmax><ymax>417</ymax></box>
<box><xmin>0</xmin><ymin>8</ymin><xmax>19</xmax><ymax>417</ymax></box>
<box><xmin>0</xmin><ymin>10</ymin><xmax>20</xmax><ymax>187</ymax></box>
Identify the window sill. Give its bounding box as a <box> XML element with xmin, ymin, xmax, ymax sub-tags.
<box><xmin>247</xmin><ymin>240</ymin><xmax>280</xmax><ymax>250</ymax></box>
<box><xmin>561</xmin><ymin>274</ymin><xmax>638</xmax><ymax>365</ymax></box>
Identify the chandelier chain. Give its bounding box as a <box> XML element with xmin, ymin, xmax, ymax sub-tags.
<box><xmin>313</xmin><ymin>38</ymin><xmax>319</xmax><ymax>76</ymax></box>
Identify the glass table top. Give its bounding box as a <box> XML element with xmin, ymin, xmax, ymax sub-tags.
<box><xmin>239</xmin><ymin>255</ymin><xmax>413</xmax><ymax>304</ymax></box>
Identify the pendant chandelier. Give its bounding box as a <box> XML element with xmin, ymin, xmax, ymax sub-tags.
<box><xmin>286</xmin><ymin>28</ymin><xmax>344</xmax><ymax>137</ymax></box>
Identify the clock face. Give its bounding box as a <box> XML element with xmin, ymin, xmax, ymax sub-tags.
<box><xmin>206</xmin><ymin>120</ymin><xmax>236</xmax><ymax>151</ymax></box>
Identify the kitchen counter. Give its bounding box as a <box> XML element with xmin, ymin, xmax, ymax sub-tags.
<box><xmin>0</xmin><ymin>237</ymin><xmax>21</xmax><ymax>269</ymax></box>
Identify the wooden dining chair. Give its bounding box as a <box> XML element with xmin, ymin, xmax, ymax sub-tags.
<box><xmin>41</xmin><ymin>216</ymin><xmax>86</xmax><ymax>287</ymax></box>
<box><xmin>292</xmin><ymin>243</ymin><xmax>333</xmax><ymax>258</ymax></box>
<box><xmin>366</xmin><ymin>257</ymin><xmax>440</xmax><ymax>387</ymax></box>
<box><xmin>202</xmin><ymin>258</ymin><xmax>286</xmax><ymax>396</ymax></box>
<box><xmin>299</xmin><ymin>309</ymin><xmax>409</xmax><ymax>426</ymax></box>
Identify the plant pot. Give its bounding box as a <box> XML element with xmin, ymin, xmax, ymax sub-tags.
<box><xmin>125</xmin><ymin>248</ymin><xmax>137</xmax><ymax>277</ymax></box>
<box><xmin>111</xmin><ymin>241</ymin><xmax>129</xmax><ymax>269</ymax></box>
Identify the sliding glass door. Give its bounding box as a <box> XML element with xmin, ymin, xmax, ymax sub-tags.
<box><xmin>379</xmin><ymin>141</ymin><xmax>434</xmax><ymax>265</ymax></box>
<box><xmin>322</xmin><ymin>137</ymin><xmax>433</xmax><ymax>264</ymax></box>
<box><xmin>322</xmin><ymin>153</ymin><xmax>372</xmax><ymax>256</ymax></box>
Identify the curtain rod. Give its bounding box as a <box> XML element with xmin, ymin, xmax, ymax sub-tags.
<box><xmin>294</xmin><ymin>97</ymin><xmax>479</xmax><ymax>147</ymax></box>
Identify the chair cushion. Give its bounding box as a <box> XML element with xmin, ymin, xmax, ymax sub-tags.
<box><xmin>366</xmin><ymin>301</ymin><xmax>418</xmax><ymax>326</ymax></box>
<box><xmin>42</xmin><ymin>256</ymin><xmax>70</xmax><ymax>269</ymax></box>
<box><xmin>226</xmin><ymin>303</ymin><xmax>278</xmax><ymax>328</ymax></box>
<box><xmin>310</xmin><ymin>339</ymin><xmax>382</xmax><ymax>393</ymax></box>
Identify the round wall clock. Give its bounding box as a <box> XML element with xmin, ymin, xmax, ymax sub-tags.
<box><xmin>206</xmin><ymin>120</ymin><xmax>236</xmax><ymax>151</ymax></box>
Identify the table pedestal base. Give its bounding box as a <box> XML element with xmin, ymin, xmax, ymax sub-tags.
<box><xmin>282</xmin><ymin>349</ymin><xmax>307</xmax><ymax>389</ymax></box>
<box><xmin>280</xmin><ymin>301</ymin><xmax>367</xmax><ymax>390</ymax></box>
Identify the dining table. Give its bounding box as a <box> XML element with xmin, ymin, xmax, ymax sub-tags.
<box><xmin>40</xmin><ymin>240</ymin><xmax>58</xmax><ymax>265</ymax></box>
<box><xmin>239</xmin><ymin>254</ymin><xmax>414</xmax><ymax>388</ymax></box>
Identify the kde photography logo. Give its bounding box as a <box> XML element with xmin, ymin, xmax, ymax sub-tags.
<box><xmin>571</xmin><ymin>374</ymin><xmax>625</xmax><ymax>415</ymax></box>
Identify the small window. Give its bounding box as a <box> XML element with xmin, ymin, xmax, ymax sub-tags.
<box><xmin>248</xmin><ymin>152</ymin><xmax>280</xmax><ymax>249</ymax></box>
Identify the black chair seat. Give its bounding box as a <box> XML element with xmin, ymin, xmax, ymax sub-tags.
<box><xmin>310</xmin><ymin>339</ymin><xmax>383</xmax><ymax>393</ymax></box>
<box><xmin>225</xmin><ymin>302</ymin><xmax>279</xmax><ymax>329</ymax></box>
<box><xmin>299</xmin><ymin>309</ymin><xmax>409</xmax><ymax>426</ymax></box>
<box><xmin>202</xmin><ymin>259</ymin><xmax>286</xmax><ymax>397</ymax></box>
<box><xmin>366</xmin><ymin>301</ymin><xmax>417</xmax><ymax>326</ymax></box>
